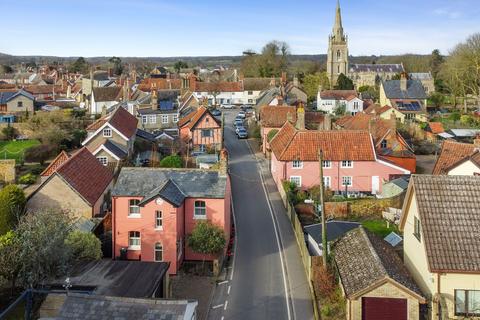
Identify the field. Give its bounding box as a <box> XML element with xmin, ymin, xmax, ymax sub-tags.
<box><xmin>0</xmin><ymin>140</ymin><xmax>40</xmax><ymax>163</ymax></box>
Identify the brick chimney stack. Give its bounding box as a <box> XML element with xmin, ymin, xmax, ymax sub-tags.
<box><xmin>400</xmin><ymin>72</ymin><xmax>408</xmax><ymax>92</ymax></box>
<box><xmin>296</xmin><ymin>103</ymin><xmax>305</xmax><ymax>130</ymax></box>
<box><xmin>151</xmin><ymin>89</ymin><xmax>158</xmax><ymax>110</ymax></box>
<box><xmin>219</xmin><ymin>149</ymin><xmax>228</xmax><ymax>177</ymax></box>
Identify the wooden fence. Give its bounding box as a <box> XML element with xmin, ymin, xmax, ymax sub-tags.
<box><xmin>279</xmin><ymin>184</ymin><xmax>322</xmax><ymax>319</ymax></box>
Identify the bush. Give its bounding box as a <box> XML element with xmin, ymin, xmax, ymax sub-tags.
<box><xmin>18</xmin><ymin>173</ymin><xmax>37</xmax><ymax>185</ymax></box>
<box><xmin>267</xmin><ymin>129</ymin><xmax>279</xmax><ymax>142</ymax></box>
<box><xmin>24</xmin><ymin>144</ymin><xmax>56</xmax><ymax>165</ymax></box>
<box><xmin>1</xmin><ymin>125</ymin><xmax>16</xmax><ymax>141</ymax></box>
<box><xmin>160</xmin><ymin>155</ymin><xmax>182</xmax><ymax>168</ymax></box>
<box><xmin>0</xmin><ymin>185</ymin><xmax>26</xmax><ymax>235</ymax></box>
<box><xmin>65</xmin><ymin>231</ymin><xmax>102</xmax><ymax>262</ymax></box>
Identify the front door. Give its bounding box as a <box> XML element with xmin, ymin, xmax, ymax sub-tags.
<box><xmin>371</xmin><ymin>176</ymin><xmax>380</xmax><ymax>194</ymax></box>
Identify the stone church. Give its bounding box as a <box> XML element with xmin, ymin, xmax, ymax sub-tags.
<box><xmin>326</xmin><ymin>1</ymin><xmax>405</xmax><ymax>88</ymax></box>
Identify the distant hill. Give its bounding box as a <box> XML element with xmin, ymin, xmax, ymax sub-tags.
<box><xmin>0</xmin><ymin>52</ymin><xmax>432</xmax><ymax>73</ymax></box>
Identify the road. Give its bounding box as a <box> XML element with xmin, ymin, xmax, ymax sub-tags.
<box><xmin>208</xmin><ymin>110</ymin><xmax>314</xmax><ymax>320</ymax></box>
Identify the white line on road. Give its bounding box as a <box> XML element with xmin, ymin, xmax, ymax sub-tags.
<box><xmin>246</xmin><ymin>140</ymin><xmax>293</xmax><ymax>320</ymax></box>
<box><xmin>221</xmin><ymin>317</ymin><xmax>224</xmax><ymax>320</ymax></box>
<box><xmin>227</xmin><ymin>285</ymin><xmax>231</xmax><ymax>295</ymax></box>
<box><xmin>218</xmin><ymin>280</ymin><xmax>229</xmax><ymax>285</ymax></box>
<box><xmin>212</xmin><ymin>304</ymin><xmax>224</xmax><ymax>309</ymax></box>
<box><xmin>224</xmin><ymin>300</ymin><xmax>228</xmax><ymax>310</ymax></box>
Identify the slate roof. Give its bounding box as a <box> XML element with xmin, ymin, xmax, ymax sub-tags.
<box><xmin>304</xmin><ymin>221</ymin><xmax>360</xmax><ymax>245</ymax></box>
<box><xmin>349</xmin><ymin>63</ymin><xmax>405</xmax><ymax>73</ymax></box>
<box><xmin>136</xmin><ymin>128</ymin><xmax>157</xmax><ymax>142</ymax></box>
<box><xmin>270</xmin><ymin>121</ymin><xmax>375</xmax><ymax>161</ymax></box>
<box><xmin>0</xmin><ymin>89</ymin><xmax>35</xmax><ymax>104</ymax></box>
<box><xmin>112</xmin><ymin>167</ymin><xmax>227</xmax><ymax>200</ymax></box>
<box><xmin>389</xmin><ymin>177</ymin><xmax>409</xmax><ymax>190</ymax></box>
<box><xmin>44</xmin><ymin>293</ymin><xmax>197</xmax><ymax>319</ymax></box>
<box><xmin>432</xmin><ymin>140</ymin><xmax>477</xmax><ymax>175</ymax></box>
<box><xmin>409</xmin><ymin>72</ymin><xmax>433</xmax><ymax>81</ymax></box>
<box><xmin>334</xmin><ymin>227</ymin><xmax>424</xmax><ymax>299</ymax></box>
<box><xmin>86</xmin><ymin>106</ymin><xmax>138</xmax><ymax>138</ymax></box>
<box><xmin>405</xmin><ymin>175</ymin><xmax>480</xmax><ymax>272</ymax></box>
<box><xmin>255</xmin><ymin>87</ymin><xmax>281</xmax><ymax>109</ymax></box>
<box><xmin>49</xmin><ymin>259</ymin><xmax>169</xmax><ymax>298</ymax></box>
<box><xmin>259</xmin><ymin>105</ymin><xmax>296</xmax><ymax>127</ymax></box>
<box><xmin>382</xmin><ymin>79</ymin><xmax>427</xmax><ymax>99</ymax></box>
<box><xmin>138</xmin><ymin>179</ymin><xmax>186</xmax><ymax>207</ymax></box>
<box><xmin>92</xmin><ymin>86</ymin><xmax>123</xmax><ymax>102</ymax></box>
<box><xmin>102</xmin><ymin>140</ymin><xmax>127</xmax><ymax>159</ymax></box>
<box><xmin>53</xmin><ymin>148</ymin><xmax>114</xmax><ymax>206</ymax></box>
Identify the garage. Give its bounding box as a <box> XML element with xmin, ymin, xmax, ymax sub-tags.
<box><xmin>362</xmin><ymin>297</ymin><xmax>407</xmax><ymax>320</ymax></box>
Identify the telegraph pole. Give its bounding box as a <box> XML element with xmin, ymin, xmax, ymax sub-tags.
<box><xmin>319</xmin><ymin>150</ymin><xmax>328</xmax><ymax>266</ymax></box>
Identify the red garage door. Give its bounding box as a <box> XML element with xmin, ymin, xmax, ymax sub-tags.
<box><xmin>362</xmin><ymin>297</ymin><xmax>407</xmax><ymax>320</ymax></box>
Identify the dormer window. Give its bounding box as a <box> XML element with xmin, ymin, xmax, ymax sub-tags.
<box><xmin>103</xmin><ymin>128</ymin><xmax>112</xmax><ymax>137</ymax></box>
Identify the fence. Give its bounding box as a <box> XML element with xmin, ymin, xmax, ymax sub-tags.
<box><xmin>278</xmin><ymin>184</ymin><xmax>322</xmax><ymax>319</ymax></box>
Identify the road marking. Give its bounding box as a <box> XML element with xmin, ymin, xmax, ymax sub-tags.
<box><xmin>224</xmin><ymin>300</ymin><xmax>228</xmax><ymax>310</ymax></box>
<box><xmin>227</xmin><ymin>285</ymin><xmax>231</xmax><ymax>295</ymax></box>
<box><xmin>218</xmin><ymin>280</ymin><xmax>229</xmax><ymax>285</ymax></box>
<box><xmin>221</xmin><ymin>317</ymin><xmax>224</xmax><ymax>320</ymax></box>
<box><xmin>230</xmin><ymin>194</ymin><xmax>237</xmax><ymax>282</ymax></box>
<box><xmin>246</xmin><ymin>140</ymin><xmax>293</xmax><ymax>320</ymax></box>
<box><xmin>212</xmin><ymin>304</ymin><xmax>224</xmax><ymax>309</ymax></box>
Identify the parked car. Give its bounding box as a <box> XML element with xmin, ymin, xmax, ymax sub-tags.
<box><xmin>234</xmin><ymin>119</ymin><xmax>244</xmax><ymax>127</ymax></box>
<box><xmin>211</xmin><ymin>109</ymin><xmax>222</xmax><ymax>116</ymax></box>
<box><xmin>235</xmin><ymin>125</ymin><xmax>245</xmax><ymax>134</ymax></box>
<box><xmin>240</xmin><ymin>105</ymin><xmax>253</xmax><ymax>111</ymax></box>
<box><xmin>237</xmin><ymin>111</ymin><xmax>246</xmax><ymax>119</ymax></box>
<box><xmin>221</xmin><ymin>104</ymin><xmax>235</xmax><ymax>109</ymax></box>
<box><xmin>236</xmin><ymin>127</ymin><xmax>248</xmax><ymax>139</ymax></box>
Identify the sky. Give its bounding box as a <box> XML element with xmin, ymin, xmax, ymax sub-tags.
<box><xmin>0</xmin><ymin>0</ymin><xmax>479</xmax><ymax>57</ymax></box>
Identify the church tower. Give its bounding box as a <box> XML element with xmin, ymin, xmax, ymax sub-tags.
<box><xmin>327</xmin><ymin>0</ymin><xmax>349</xmax><ymax>87</ymax></box>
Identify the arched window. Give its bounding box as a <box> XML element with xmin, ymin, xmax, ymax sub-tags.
<box><xmin>337</xmin><ymin>66</ymin><xmax>340</xmax><ymax>73</ymax></box>
<box><xmin>154</xmin><ymin>242</ymin><xmax>163</xmax><ymax>262</ymax></box>
<box><xmin>337</xmin><ymin>50</ymin><xmax>342</xmax><ymax>60</ymax></box>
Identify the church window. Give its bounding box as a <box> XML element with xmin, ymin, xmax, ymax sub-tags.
<box><xmin>337</xmin><ymin>50</ymin><xmax>342</xmax><ymax>60</ymax></box>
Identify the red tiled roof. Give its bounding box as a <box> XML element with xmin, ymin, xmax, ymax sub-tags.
<box><xmin>92</xmin><ymin>87</ymin><xmax>123</xmax><ymax>102</ymax></box>
<box><xmin>270</xmin><ymin>122</ymin><xmax>375</xmax><ymax>161</ymax></box>
<box><xmin>40</xmin><ymin>151</ymin><xmax>71</xmax><ymax>177</ymax></box>
<box><xmin>195</xmin><ymin>81</ymin><xmax>243</xmax><ymax>92</ymax></box>
<box><xmin>433</xmin><ymin>140</ymin><xmax>477</xmax><ymax>175</ymax></box>
<box><xmin>320</xmin><ymin>90</ymin><xmax>357</xmax><ymax>100</ymax></box>
<box><xmin>23</xmin><ymin>85</ymin><xmax>65</xmax><ymax>95</ymax></box>
<box><xmin>55</xmin><ymin>148</ymin><xmax>113</xmax><ymax>206</ymax></box>
<box><xmin>137</xmin><ymin>78</ymin><xmax>182</xmax><ymax>92</ymax></box>
<box><xmin>427</xmin><ymin>122</ymin><xmax>444</xmax><ymax>134</ymax></box>
<box><xmin>178</xmin><ymin>106</ymin><xmax>221</xmax><ymax>130</ymax></box>
<box><xmin>86</xmin><ymin>107</ymin><xmax>138</xmax><ymax>138</ymax></box>
<box><xmin>259</xmin><ymin>106</ymin><xmax>296</xmax><ymax>128</ymax></box>
<box><xmin>364</xmin><ymin>104</ymin><xmax>392</xmax><ymax>115</ymax></box>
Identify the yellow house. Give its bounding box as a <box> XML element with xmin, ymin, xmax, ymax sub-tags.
<box><xmin>334</xmin><ymin>227</ymin><xmax>425</xmax><ymax>320</ymax></box>
<box><xmin>400</xmin><ymin>175</ymin><xmax>480</xmax><ymax>319</ymax></box>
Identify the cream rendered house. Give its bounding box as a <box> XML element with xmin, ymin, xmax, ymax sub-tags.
<box><xmin>400</xmin><ymin>175</ymin><xmax>480</xmax><ymax>319</ymax></box>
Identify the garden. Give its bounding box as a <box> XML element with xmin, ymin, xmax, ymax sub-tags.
<box><xmin>0</xmin><ymin>140</ymin><xmax>40</xmax><ymax>163</ymax></box>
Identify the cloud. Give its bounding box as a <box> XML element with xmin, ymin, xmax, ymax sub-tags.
<box><xmin>433</xmin><ymin>7</ymin><xmax>462</xmax><ymax>19</ymax></box>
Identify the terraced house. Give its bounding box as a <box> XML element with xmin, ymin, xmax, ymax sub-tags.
<box><xmin>111</xmin><ymin>152</ymin><xmax>231</xmax><ymax>274</ymax></box>
<box><xmin>269</xmin><ymin>121</ymin><xmax>409</xmax><ymax>195</ymax></box>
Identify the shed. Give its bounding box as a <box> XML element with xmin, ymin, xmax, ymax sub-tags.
<box><xmin>303</xmin><ymin>220</ymin><xmax>360</xmax><ymax>256</ymax></box>
<box><xmin>381</xmin><ymin>177</ymin><xmax>409</xmax><ymax>198</ymax></box>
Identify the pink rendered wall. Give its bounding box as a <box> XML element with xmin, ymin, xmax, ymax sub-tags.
<box><xmin>262</xmin><ymin>127</ymin><xmax>275</xmax><ymax>154</ymax></box>
<box><xmin>112</xmin><ymin>196</ymin><xmax>183</xmax><ymax>274</ymax></box>
<box><xmin>271</xmin><ymin>153</ymin><xmax>406</xmax><ymax>193</ymax></box>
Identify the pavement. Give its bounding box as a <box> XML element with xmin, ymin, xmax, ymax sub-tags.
<box><xmin>207</xmin><ymin>110</ymin><xmax>314</xmax><ymax>320</ymax></box>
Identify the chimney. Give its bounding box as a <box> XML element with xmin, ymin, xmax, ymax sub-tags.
<box><xmin>277</xmin><ymin>96</ymin><xmax>284</xmax><ymax>106</ymax></box>
<box><xmin>296</xmin><ymin>103</ymin><xmax>305</xmax><ymax>130</ymax></box>
<box><xmin>151</xmin><ymin>90</ymin><xmax>158</xmax><ymax>110</ymax></box>
<box><xmin>66</xmin><ymin>85</ymin><xmax>71</xmax><ymax>98</ymax></box>
<box><xmin>281</xmin><ymin>72</ymin><xmax>287</xmax><ymax>84</ymax></box>
<box><xmin>286</xmin><ymin>110</ymin><xmax>293</xmax><ymax>123</ymax></box>
<box><xmin>219</xmin><ymin>149</ymin><xmax>228</xmax><ymax>177</ymax></box>
<box><xmin>188</xmin><ymin>73</ymin><xmax>196</xmax><ymax>91</ymax></box>
<box><xmin>293</xmin><ymin>75</ymin><xmax>299</xmax><ymax>87</ymax></box>
<box><xmin>233</xmin><ymin>69</ymin><xmax>238</xmax><ymax>81</ymax></box>
<box><xmin>474</xmin><ymin>134</ymin><xmax>480</xmax><ymax>148</ymax></box>
<box><xmin>321</xmin><ymin>114</ymin><xmax>332</xmax><ymax>131</ymax></box>
<box><xmin>390</xmin><ymin>112</ymin><xmax>397</xmax><ymax>131</ymax></box>
<box><xmin>400</xmin><ymin>72</ymin><xmax>408</xmax><ymax>91</ymax></box>
<box><xmin>108</xmin><ymin>68</ymin><xmax>113</xmax><ymax>78</ymax></box>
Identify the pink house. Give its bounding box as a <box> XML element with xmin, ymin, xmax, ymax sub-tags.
<box><xmin>178</xmin><ymin>106</ymin><xmax>222</xmax><ymax>153</ymax></box>
<box><xmin>111</xmin><ymin>154</ymin><xmax>231</xmax><ymax>275</ymax></box>
<box><xmin>269</xmin><ymin>122</ymin><xmax>410</xmax><ymax>195</ymax></box>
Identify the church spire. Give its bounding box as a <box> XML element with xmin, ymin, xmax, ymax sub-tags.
<box><xmin>332</xmin><ymin>0</ymin><xmax>344</xmax><ymax>41</ymax></box>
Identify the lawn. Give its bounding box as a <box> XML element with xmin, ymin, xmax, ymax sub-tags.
<box><xmin>0</xmin><ymin>140</ymin><xmax>40</xmax><ymax>163</ymax></box>
<box><xmin>361</xmin><ymin>219</ymin><xmax>399</xmax><ymax>238</ymax></box>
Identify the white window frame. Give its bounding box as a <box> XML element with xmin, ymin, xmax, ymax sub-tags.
<box><xmin>128</xmin><ymin>199</ymin><xmax>141</xmax><ymax>217</ymax></box>
<box><xmin>194</xmin><ymin>200</ymin><xmax>207</xmax><ymax>219</ymax></box>
<box><xmin>142</xmin><ymin>115</ymin><xmax>148</xmax><ymax>124</ymax></box>
<box><xmin>148</xmin><ymin>115</ymin><xmax>156</xmax><ymax>124</ymax></box>
<box><xmin>341</xmin><ymin>160</ymin><xmax>353</xmax><ymax>168</ymax></box>
<box><xmin>103</xmin><ymin>127</ymin><xmax>112</xmax><ymax>137</ymax></box>
<box><xmin>155</xmin><ymin>210</ymin><xmax>163</xmax><ymax>230</ymax></box>
<box><xmin>154</xmin><ymin>242</ymin><xmax>163</xmax><ymax>262</ymax></box>
<box><xmin>381</xmin><ymin>140</ymin><xmax>387</xmax><ymax>149</ymax></box>
<box><xmin>173</xmin><ymin>114</ymin><xmax>178</xmax><ymax>123</ymax></box>
<box><xmin>97</xmin><ymin>156</ymin><xmax>108</xmax><ymax>166</ymax></box>
<box><xmin>292</xmin><ymin>160</ymin><xmax>303</xmax><ymax>169</ymax></box>
<box><xmin>322</xmin><ymin>160</ymin><xmax>332</xmax><ymax>168</ymax></box>
<box><xmin>323</xmin><ymin>176</ymin><xmax>331</xmax><ymax>188</ymax></box>
<box><xmin>162</xmin><ymin>115</ymin><xmax>168</xmax><ymax>124</ymax></box>
<box><xmin>342</xmin><ymin>176</ymin><xmax>353</xmax><ymax>187</ymax></box>
<box><xmin>128</xmin><ymin>231</ymin><xmax>141</xmax><ymax>250</ymax></box>
<box><xmin>290</xmin><ymin>176</ymin><xmax>302</xmax><ymax>188</ymax></box>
